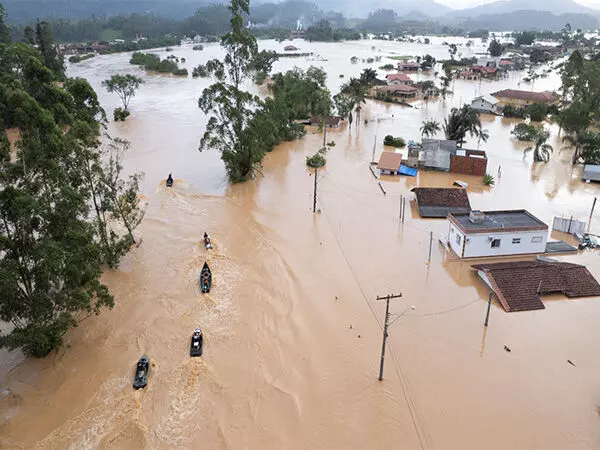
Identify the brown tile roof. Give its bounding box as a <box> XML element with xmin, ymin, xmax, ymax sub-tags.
<box><xmin>491</xmin><ymin>89</ymin><xmax>557</xmax><ymax>103</ymax></box>
<box><xmin>378</xmin><ymin>151</ymin><xmax>403</xmax><ymax>172</ymax></box>
<box><xmin>386</xmin><ymin>73</ymin><xmax>412</xmax><ymax>81</ymax></box>
<box><xmin>377</xmin><ymin>85</ymin><xmax>419</xmax><ymax>93</ymax></box>
<box><xmin>472</xmin><ymin>260</ymin><xmax>600</xmax><ymax>312</ymax></box>
<box><xmin>411</xmin><ymin>187</ymin><xmax>471</xmax><ymax>218</ymax></box>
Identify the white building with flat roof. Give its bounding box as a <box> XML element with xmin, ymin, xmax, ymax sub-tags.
<box><xmin>447</xmin><ymin>210</ymin><xmax>548</xmax><ymax>258</ymax></box>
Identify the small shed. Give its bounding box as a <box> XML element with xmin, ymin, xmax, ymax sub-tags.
<box><xmin>583</xmin><ymin>165</ymin><xmax>600</xmax><ymax>182</ymax></box>
<box><xmin>411</xmin><ymin>187</ymin><xmax>471</xmax><ymax>218</ymax></box>
<box><xmin>450</xmin><ymin>149</ymin><xmax>488</xmax><ymax>176</ymax></box>
<box><xmin>378</xmin><ymin>152</ymin><xmax>403</xmax><ymax>175</ymax></box>
<box><xmin>470</xmin><ymin>95</ymin><xmax>499</xmax><ymax>114</ymax></box>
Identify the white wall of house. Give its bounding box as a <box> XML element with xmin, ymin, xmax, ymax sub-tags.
<box><xmin>448</xmin><ymin>223</ymin><xmax>547</xmax><ymax>258</ymax></box>
<box><xmin>471</xmin><ymin>98</ymin><xmax>497</xmax><ymax>113</ymax></box>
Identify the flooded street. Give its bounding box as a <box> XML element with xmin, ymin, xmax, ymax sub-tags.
<box><xmin>2</xmin><ymin>38</ymin><xmax>600</xmax><ymax>449</ymax></box>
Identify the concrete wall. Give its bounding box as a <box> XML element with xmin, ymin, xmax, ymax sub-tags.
<box><xmin>448</xmin><ymin>223</ymin><xmax>547</xmax><ymax>258</ymax></box>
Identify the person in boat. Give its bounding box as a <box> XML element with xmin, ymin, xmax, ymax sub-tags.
<box><xmin>166</xmin><ymin>173</ymin><xmax>173</xmax><ymax>186</ymax></box>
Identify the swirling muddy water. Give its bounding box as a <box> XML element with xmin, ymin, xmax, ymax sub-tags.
<box><xmin>2</xmin><ymin>37</ymin><xmax>600</xmax><ymax>449</ymax></box>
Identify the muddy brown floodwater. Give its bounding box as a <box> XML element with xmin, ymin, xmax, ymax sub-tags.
<box><xmin>2</xmin><ymin>37</ymin><xmax>600</xmax><ymax>449</ymax></box>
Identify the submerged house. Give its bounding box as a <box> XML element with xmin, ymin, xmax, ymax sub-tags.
<box><xmin>376</xmin><ymin>84</ymin><xmax>419</xmax><ymax>99</ymax></box>
<box><xmin>447</xmin><ymin>210</ymin><xmax>549</xmax><ymax>259</ymax></box>
<box><xmin>397</xmin><ymin>62</ymin><xmax>421</xmax><ymax>72</ymax></box>
<box><xmin>309</xmin><ymin>116</ymin><xmax>341</xmax><ymax>128</ymax></box>
<box><xmin>378</xmin><ymin>151</ymin><xmax>404</xmax><ymax>175</ymax></box>
<box><xmin>385</xmin><ymin>73</ymin><xmax>414</xmax><ymax>85</ymax></box>
<box><xmin>411</xmin><ymin>187</ymin><xmax>471</xmax><ymax>218</ymax></box>
<box><xmin>473</xmin><ymin>260</ymin><xmax>600</xmax><ymax>312</ymax></box>
<box><xmin>470</xmin><ymin>95</ymin><xmax>499</xmax><ymax>114</ymax></box>
<box><xmin>457</xmin><ymin>70</ymin><xmax>479</xmax><ymax>81</ymax></box>
<box><xmin>450</xmin><ymin>149</ymin><xmax>488</xmax><ymax>176</ymax></box>
<box><xmin>491</xmin><ymin>89</ymin><xmax>558</xmax><ymax>107</ymax></box>
<box><xmin>421</xmin><ymin>139</ymin><xmax>458</xmax><ymax>171</ymax></box>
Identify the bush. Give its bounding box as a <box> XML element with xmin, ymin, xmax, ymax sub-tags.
<box><xmin>192</xmin><ymin>64</ymin><xmax>208</xmax><ymax>78</ymax></box>
<box><xmin>173</xmin><ymin>68</ymin><xmax>188</xmax><ymax>76</ymax></box>
<box><xmin>193</xmin><ymin>45</ymin><xmax>204</xmax><ymax>51</ymax></box>
<box><xmin>526</xmin><ymin>103</ymin><xmax>548</xmax><ymax>122</ymax></box>
<box><xmin>383</xmin><ymin>135</ymin><xmax>406</xmax><ymax>147</ymax></box>
<box><xmin>511</xmin><ymin>123</ymin><xmax>542</xmax><ymax>141</ymax></box>
<box><xmin>68</xmin><ymin>53</ymin><xmax>95</xmax><ymax>64</ymax></box>
<box><xmin>502</xmin><ymin>104</ymin><xmax>527</xmax><ymax>119</ymax></box>
<box><xmin>130</xmin><ymin>52</ymin><xmax>184</xmax><ymax>75</ymax></box>
<box><xmin>113</xmin><ymin>107</ymin><xmax>130</xmax><ymax>121</ymax></box>
<box><xmin>379</xmin><ymin>64</ymin><xmax>395</xmax><ymax>70</ymax></box>
<box><xmin>306</xmin><ymin>153</ymin><xmax>326</xmax><ymax>168</ymax></box>
<box><xmin>483</xmin><ymin>173</ymin><xmax>495</xmax><ymax>186</ymax></box>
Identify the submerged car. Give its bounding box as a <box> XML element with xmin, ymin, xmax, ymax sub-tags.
<box><xmin>133</xmin><ymin>355</ymin><xmax>150</xmax><ymax>390</ymax></box>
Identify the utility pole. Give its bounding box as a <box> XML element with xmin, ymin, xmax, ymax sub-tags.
<box><xmin>484</xmin><ymin>292</ymin><xmax>492</xmax><ymax>327</ymax></box>
<box><xmin>377</xmin><ymin>293</ymin><xmax>403</xmax><ymax>381</ymax></box>
<box><xmin>313</xmin><ymin>167</ymin><xmax>318</xmax><ymax>213</ymax></box>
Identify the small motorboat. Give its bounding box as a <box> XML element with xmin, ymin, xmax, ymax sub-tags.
<box><xmin>190</xmin><ymin>328</ymin><xmax>203</xmax><ymax>357</ymax></box>
<box><xmin>203</xmin><ymin>233</ymin><xmax>213</xmax><ymax>250</ymax></box>
<box><xmin>133</xmin><ymin>355</ymin><xmax>150</xmax><ymax>390</ymax></box>
<box><xmin>200</xmin><ymin>262</ymin><xmax>212</xmax><ymax>293</ymax></box>
<box><xmin>166</xmin><ymin>173</ymin><xmax>173</xmax><ymax>187</ymax></box>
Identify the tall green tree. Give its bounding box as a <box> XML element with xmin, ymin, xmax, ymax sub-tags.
<box><xmin>443</xmin><ymin>105</ymin><xmax>487</xmax><ymax>148</ymax></box>
<box><xmin>102</xmin><ymin>74</ymin><xmax>144</xmax><ymax>114</ymax></box>
<box><xmin>0</xmin><ymin>3</ymin><xmax>10</xmax><ymax>43</ymax></box>
<box><xmin>0</xmin><ymin>21</ymin><xmax>143</xmax><ymax>356</ymax></box>
<box><xmin>488</xmin><ymin>39</ymin><xmax>502</xmax><ymax>57</ymax></box>
<box><xmin>359</xmin><ymin>68</ymin><xmax>377</xmax><ymax>86</ymax></box>
<box><xmin>341</xmin><ymin>77</ymin><xmax>367</xmax><ymax>123</ymax></box>
<box><xmin>35</xmin><ymin>20</ymin><xmax>65</xmax><ymax>80</ymax></box>
<box><xmin>198</xmin><ymin>0</ymin><xmax>265</xmax><ymax>182</ymax></box>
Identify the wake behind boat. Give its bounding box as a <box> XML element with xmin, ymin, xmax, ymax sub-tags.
<box><xmin>200</xmin><ymin>262</ymin><xmax>212</xmax><ymax>293</ymax></box>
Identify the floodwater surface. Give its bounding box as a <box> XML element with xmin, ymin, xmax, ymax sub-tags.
<box><xmin>2</xmin><ymin>38</ymin><xmax>600</xmax><ymax>450</ymax></box>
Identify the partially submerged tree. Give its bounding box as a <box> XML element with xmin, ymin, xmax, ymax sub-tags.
<box><xmin>488</xmin><ymin>39</ymin><xmax>502</xmax><ymax>57</ymax></box>
<box><xmin>102</xmin><ymin>74</ymin><xmax>144</xmax><ymax>112</ymax></box>
<box><xmin>443</xmin><ymin>105</ymin><xmax>487</xmax><ymax>147</ymax></box>
<box><xmin>525</xmin><ymin>128</ymin><xmax>553</xmax><ymax>162</ymax></box>
<box><xmin>341</xmin><ymin>77</ymin><xmax>368</xmax><ymax>123</ymax></box>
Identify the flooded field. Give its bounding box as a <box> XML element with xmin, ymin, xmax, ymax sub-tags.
<box><xmin>2</xmin><ymin>38</ymin><xmax>600</xmax><ymax>449</ymax></box>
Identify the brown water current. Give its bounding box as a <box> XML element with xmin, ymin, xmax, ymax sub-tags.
<box><xmin>2</xmin><ymin>38</ymin><xmax>600</xmax><ymax>449</ymax></box>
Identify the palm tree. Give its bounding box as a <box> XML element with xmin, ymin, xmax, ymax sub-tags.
<box><xmin>525</xmin><ymin>128</ymin><xmax>553</xmax><ymax>162</ymax></box>
<box><xmin>342</xmin><ymin>78</ymin><xmax>368</xmax><ymax>123</ymax></box>
<box><xmin>439</xmin><ymin>66</ymin><xmax>454</xmax><ymax>99</ymax></box>
<box><xmin>443</xmin><ymin>105</ymin><xmax>483</xmax><ymax>147</ymax></box>
<box><xmin>477</xmin><ymin>129</ymin><xmax>490</xmax><ymax>149</ymax></box>
<box><xmin>420</xmin><ymin>120</ymin><xmax>441</xmax><ymax>137</ymax></box>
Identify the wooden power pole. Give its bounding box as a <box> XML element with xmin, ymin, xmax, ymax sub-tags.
<box><xmin>377</xmin><ymin>293</ymin><xmax>403</xmax><ymax>381</ymax></box>
<box><xmin>313</xmin><ymin>167</ymin><xmax>318</xmax><ymax>213</ymax></box>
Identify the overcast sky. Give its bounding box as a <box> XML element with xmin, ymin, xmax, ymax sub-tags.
<box><xmin>437</xmin><ymin>0</ymin><xmax>600</xmax><ymax>8</ymax></box>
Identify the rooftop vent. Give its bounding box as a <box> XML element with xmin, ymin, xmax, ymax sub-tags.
<box><xmin>469</xmin><ymin>210</ymin><xmax>485</xmax><ymax>224</ymax></box>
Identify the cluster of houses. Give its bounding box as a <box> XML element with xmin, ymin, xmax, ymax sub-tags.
<box><xmin>374</xmin><ymin>72</ymin><xmax>439</xmax><ymax>100</ymax></box>
<box><xmin>409</xmin><ymin>187</ymin><xmax>600</xmax><ymax>312</ymax></box>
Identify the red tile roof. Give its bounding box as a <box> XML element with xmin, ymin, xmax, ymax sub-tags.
<box><xmin>386</xmin><ymin>73</ymin><xmax>412</xmax><ymax>82</ymax></box>
<box><xmin>492</xmin><ymin>89</ymin><xmax>557</xmax><ymax>103</ymax></box>
<box><xmin>499</xmin><ymin>59</ymin><xmax>514</xmax><ymax>66</ymax></box>
<box><xmin>472</xmin><ymin>65</ymin><xmax>498</xmax><ymax>74</ymax></box>
<box><xmin>472</xmin><ymin>260</ymin><xmax>600</xmax><ymax>312</ymax></box>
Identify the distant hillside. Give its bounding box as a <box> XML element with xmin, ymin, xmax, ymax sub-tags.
<box><xmin>313</xmin><ymin>0</ymin><xmax>451</xmax><ymax>18</ymax></box>
<box><xmin>450</xmin><ymin>10</ymin><xmax>599</xmax><ymax>31</ymax></box>
<box><xmin>449</xmin><ymin>0</ymin><xmax>598</xmax><ymax>18</ymax></box>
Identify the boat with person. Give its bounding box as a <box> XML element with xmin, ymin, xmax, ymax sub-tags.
<box><xmin>203</xmin><ymin>232</ymin><xmax>213</xmax><ymax>249</ymax></box>
<box><xmin>133</xmin><ymin>355</ymin><xmax>150</xmax><ymax>389</ymax></box>
<box><xmin>166</xmin><ymin>173</ymin><xmax>173</xmax><ymax>187</ymax></box>
<box><xmin>190</xmin><ymin>328</ymin><xmax>203</xmax><ymax>356</ymax></box>
<box><xmin>200</xmin><ymin>262</ymin><xmax>212</xmax><ymax>293</ymax></box>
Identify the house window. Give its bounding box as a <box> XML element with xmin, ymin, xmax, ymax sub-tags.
<box><xmin>491</xmin><ymin>238</ymin><xmax>501</xmax><ymax>248</ymax></box>
<box><xmin>456</xmin><ymin>234</ymin><xmax>462</xmax><ymax>246</ymax></box>
<box><xmin>532</xmin><ymin>236</ymin><xmax>543</xmax><ymax>243</ymax></box>
<box><xmin>512</xmin><ymin>238</ymin><xmax>521</xmax><ymax>244</ymax></box>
